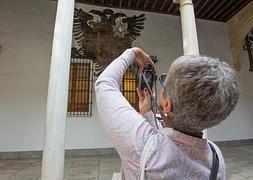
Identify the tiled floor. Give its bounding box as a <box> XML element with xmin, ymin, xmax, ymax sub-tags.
<box><xmin>0</xmin><ymin>144</ymin><xmax>253</xmax><ymax>180</ymax></box>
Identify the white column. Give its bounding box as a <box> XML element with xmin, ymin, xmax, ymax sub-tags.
<box><xmin>174</xmin><ymin>0</ymin><xmax>199</xmax><ymax>55</ymax></box>
<box><xmin>41</xmin><ymin>0</ymin><xmax>74</xmax><ymax>179</ymax></box>
<box><xmin>174</xmin><ymin>0</ymin><xmax>207</xmax><ymax>138</ymax></box>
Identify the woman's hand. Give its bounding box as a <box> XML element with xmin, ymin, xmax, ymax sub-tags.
<box><xmin>137</xmin><ymin>87</ymin><xmax>152</xmax><ymax>116</ymax></box>
<box><xmin>131</xmin><ymin>47</ymin><xmax>155</xmax><ymax>72</ymax></box>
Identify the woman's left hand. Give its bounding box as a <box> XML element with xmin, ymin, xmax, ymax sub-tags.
<box><xmin>137</xmin><ymin>87</ymin><xmax>152</xmax><ymax>116</ymax></box>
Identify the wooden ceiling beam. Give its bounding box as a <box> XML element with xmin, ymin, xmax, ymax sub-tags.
<box><xmin>194</xmin><ymin>0</ymin><xmax>202</xmax><ymax>10</ymax></box>
<box><xmin>219</xmin><ymin>0</ymin><xmax>247</xmax><ymax>21</ymax></box>
<box><xmin>201</xmin><ymin>0</ymin><xmax>219</xmax><ymax>17</ymax></box>
<box><xmin>224</xmin><ymin>0</ymin><xmax>250</xmax><ymax>21</ymax></box>
<box><xmin>195</xmin><ymin>0</ymin><xmax>210</xmax><ymax>17</ymax></box>
<box><xmin>136</xmin><ymin>0</ymin><xmax>141</xmax><ymax>9</ymax></box>
<box><xmin>206</xmin><ymin>0</ymin><xmax>227</xmax><ymax>19</ymax></box>
<box><xmin>213</xmin><ymin>0</ymin><xmax>236</xmax><ymax>19</ymax></box>
<box><xmin>119</xmin><ymin>0</ymin><xmax>122</xmax><ymax>8</ymax></box>
<box><xmin>167</xmin><ymin>2</ymin><xmax>174</xmax><ymax>14</ymax></box>
<box><xmin>173</xmin><ymin>4</ymin><xmax>180</xmax><ymax>15</ymax></box>
<box><xmin>160</xmin><ymin>0</ymin><xmax>169</xmax><ymax>11</ymax></box>
<box><xmin>151</xmin><ymin>0</ymin><xmax>158</xmax><ymax>11</ymax></box>
<box><xmin>68</xmin><ymin>0</ymin><xmax>251</xmax><ymax>22</ymax></box>
<box><xmin>127</xmin><ymin>0</ymin><xmax>132</xmax><ymax>8</ymax></box>
<box><xmin>143</xmin><ymin>0</ymin><xmax>150</xmax><ymax>10</ymax></box>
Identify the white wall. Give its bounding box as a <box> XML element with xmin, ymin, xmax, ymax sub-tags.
<box><xmin>0</xmin><ymin>0</ymin><xmax>252</xmax><ymax>152</ymax></box>
<box><xmin>0</xmin><ymin>0</ymin><xmax>55</xmax><ymax>151</ymax></box>
<box><xmin>208</xmin><ymin>49</ymin><xmax>253</xmax><ymax>141</ymax></box>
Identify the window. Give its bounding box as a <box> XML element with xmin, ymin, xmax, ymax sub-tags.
<box><xmin>122</xmin><ymin>70</ymin><xmax>139</xmax><ymax>111</ymax></box>
<box><xmin>68</xmin><ymin>57</ymin><xmax>93</xmax><ymax>116</ymax></box>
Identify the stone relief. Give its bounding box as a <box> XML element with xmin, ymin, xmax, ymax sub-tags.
<box><xmin>73</xmin><ymin>8</ymin><xmax>145</xmax><ymax>76</ymax></box>
<box><xmin>243</xmin><ymin>28</ymin><xmax>253</xmax><ymax>71</ymax></box>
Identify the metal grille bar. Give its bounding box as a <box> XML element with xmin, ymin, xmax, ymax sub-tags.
<box><xmin>122</xmin><ymin>70</ymin><xmax>139</xmax><ymax>111</ymax></box>
<box><xmin>67</xmin><ymin>57</ymin><xmax>93</xmax><ymax>117</ymax></box>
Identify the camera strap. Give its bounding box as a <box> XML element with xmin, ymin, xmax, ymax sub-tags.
<box><xmin>141</xmin><ymin>73</ymin><xmax>219</xmax><ymax>180</ymax></box>
<box><xmin>141</xmin><ymin>73</ymin><xmax>175</xmax><ymax>129</ymax></box>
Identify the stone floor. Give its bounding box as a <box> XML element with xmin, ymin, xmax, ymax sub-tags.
<box><xmin>0</xmin><ymin>144</ymin><xmax>253</xmax><ymax>180</ymax></box>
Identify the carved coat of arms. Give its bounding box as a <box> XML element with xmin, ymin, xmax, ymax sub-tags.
<box><xmin>73</xmin><ymin>8</ymin><xmax>145</xmax><ymax>76</ymax></box>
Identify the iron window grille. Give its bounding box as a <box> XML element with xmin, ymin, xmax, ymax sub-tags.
<box><xmin>67</xmin><ymin>48</ymin><xmax>93</xmax><ymax>117</ymax></box>
<box><xmin>122</xmin><ymin>69</ymin><xmax>139</xmax><ymax>111</ymax></box>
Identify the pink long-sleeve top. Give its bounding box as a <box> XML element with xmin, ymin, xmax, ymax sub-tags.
<box><xmin>95</xmin><ymin>49</ymin><xmax>226</xmax><ymax>180</ymax></box>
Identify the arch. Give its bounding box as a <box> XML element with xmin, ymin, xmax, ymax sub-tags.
<box><xmin>227</xmin><ymin>1</ymin><xmax>253</xmax><ymax>71</ymax></box>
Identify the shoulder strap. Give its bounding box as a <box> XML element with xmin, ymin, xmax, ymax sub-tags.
<box><xmin>208</xmin><ymin>142</ymin><xmax>219</xmax><ymax>180</ymax></box>
<box><xmin>139</xmin><ymin>135</ymin><xmax>156</xmax><ymax>180</ymax></box>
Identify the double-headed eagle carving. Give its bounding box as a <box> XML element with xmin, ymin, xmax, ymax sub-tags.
<box><xmin>243</xmin><ymin>28</ymin><xmax>253</xmax><ymax>71</ymax></box>
<box><xmin>73</xmin><ymin>8</ymin><xmax>145</xmax><ymax>76</ymax></box>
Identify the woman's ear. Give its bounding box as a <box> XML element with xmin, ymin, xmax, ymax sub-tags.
<box><xmin>163</xmin><ymin>97</ymin><xmax>172</xmax><ymax>113</ymax></box>
<box><xmin>160</xmin><ymin>89</ymin><xmax>173</xmax><ymax>113</ymax></box>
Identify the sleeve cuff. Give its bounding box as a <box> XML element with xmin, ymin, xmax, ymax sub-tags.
<box><xmin>122</xmin><ymin>48</ymin><xmax>135</xmax><ymax>66</ymax></box>
<box><xmin>142</xmin><ymin>111</ymin><xmax>154</xmax><ymax>122</ymax></box>
<box><xmin>142</xmin><ymin>111</ymin><xmax>163</xmax><ymax>129</ymax></box>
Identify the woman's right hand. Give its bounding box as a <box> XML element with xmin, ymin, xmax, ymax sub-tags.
<box><xmin>131</xmin><ymin>47</ymin><xmax>156</xmax><ymax>72</ymax></box>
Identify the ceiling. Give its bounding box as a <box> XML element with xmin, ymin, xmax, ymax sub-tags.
<box><xmin>74</xmin><ymin>0</ymin><xmax>251</xmax><ymax>22</ymax></box>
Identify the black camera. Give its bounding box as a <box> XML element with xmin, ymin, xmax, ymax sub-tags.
<box><xmin>139</xmin><ymin>65</ymin><xmax>156</xmax><ymax>90</ymax></box>
<box><xmin>130</xmin><ymin>63</ymin><xmax>156</xmax><ymax>90</ymax></box>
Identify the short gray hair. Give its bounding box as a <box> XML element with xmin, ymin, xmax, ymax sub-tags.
<box><xmin>164</xmin><ymin>55</ymin><xmax>239</xmax><ymax>134</ymax></box>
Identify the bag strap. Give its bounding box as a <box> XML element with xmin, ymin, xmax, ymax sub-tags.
<box><xmin>140</xmin><ymin>138</ymin><xmax>219</xmax><ymax>180</ymax></box>
<box><xmin>208</xmin><ymin>142</ymin><xmax>219</xmax><ymax>180</ymax></box>
<box><xmin>139</xmin><ymin>135</ymin><xmax>156</xmax><ymax>180</ymax></box>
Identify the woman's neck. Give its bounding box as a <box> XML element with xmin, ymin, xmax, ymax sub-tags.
<box><xmin>175</xmin><ymin>128</ymin><xmax>203</xmax><ymax>138</ymax></box>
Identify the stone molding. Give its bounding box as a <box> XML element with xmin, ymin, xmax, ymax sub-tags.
<box><xmin>227</xmin><ymin>1</ymin><xmax>253</xmax><ymax>71</ymax></box>
<box><xmin>0</xmin><ymin>139</ymin><xmax>252</xmax><ymax>160</ymax></box>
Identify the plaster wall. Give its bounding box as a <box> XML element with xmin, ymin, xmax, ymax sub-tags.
<box><xmin>0</xmin><ymin>0</ymin><xmax>252</xmax><ymax>151</ymax></box>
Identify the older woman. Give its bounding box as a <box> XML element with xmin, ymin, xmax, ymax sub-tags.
<box><xmin>95</xmin><ymin>47</ymin><xmax>239</xmax><ymax>180</ymax></box>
